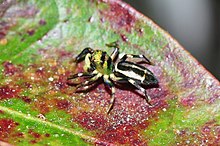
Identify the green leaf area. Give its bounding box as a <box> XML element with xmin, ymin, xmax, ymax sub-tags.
<box><xmin>0</xmin><ymin>0</ymin><xmax>219</xmax><ymax>145</ymax></box>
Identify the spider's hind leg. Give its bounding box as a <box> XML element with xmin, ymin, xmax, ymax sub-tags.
<box><xmin>128</xmin><ymin>79</ymin><xmax>152</xmax><ymax>106</ymax></box>
<box><xmin>120</xmin><ymin>54</ymin><xmax>152</xmax><ymax>65</ymax></box>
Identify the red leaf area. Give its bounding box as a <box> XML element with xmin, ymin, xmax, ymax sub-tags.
<box><xmin>28</xmin><ymin>129</ymin><xmax>50</xmax><ymax>144</ymax></box>
<box><xmin>0</xmin><ymin>119</ymin><xmax>19</xmax><ymax>140</ymax></box>
<box><xmin>0</xmin><ymin>85</ymin><xmax>20</xmax><ymax>100</ymax></box>
<box><xmin>0</xmin><ymin>118</ymin><xmax>25</xmax><ymax>144</ymax></box>
<box><xmin>0</xmin><ymin>116</ymin><xmax>50</xmax><ymax>144</ymax></box>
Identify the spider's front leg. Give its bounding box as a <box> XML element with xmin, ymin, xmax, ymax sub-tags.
<box><xmin>68</xmin><ymin>70</ymin><xmax>102</xmax><ymax>90</ymax></box>
<box><xmin>75</xmin><ymin>73</ymin><xmax>102</xmax><ymax>91</ymax></box>
<box><xmin>67</xmin><ymin>72</ymin><xmax>94</xmax><ymax>80</ymax></box>
<box><xmin>67</xmin><ymin>72</ymin><xmax>95</xmax><ymax>86</ymax></box>
<box><xmin>73</xmin><ymin>47</ymin><xmax>93</xmax><ymax>63</ymax></box>
<box><xmin>120</xmin><ymin>54</ymin><xmax>152</xmax><ymax>65</ymax></box>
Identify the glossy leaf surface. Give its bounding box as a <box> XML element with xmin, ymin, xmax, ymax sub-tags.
<box><xmin>0</xmin><ymin>0</ymin><xmax>219</xmax><ymax>145</ymax></box>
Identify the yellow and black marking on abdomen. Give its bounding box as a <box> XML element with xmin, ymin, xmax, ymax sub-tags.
<box><xmin>115</xmin><ymin>61</ymin><xmax>158</xmax><ymax>85</ymax></box>
<box><xmin>91</xmin><ymin>50</ymin><xmax>114</xmax><ymax>75</ymax></box>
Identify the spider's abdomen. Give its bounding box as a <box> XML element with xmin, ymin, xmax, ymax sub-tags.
<box><xmin>115</xmin><ymin>61</ymin><xmax>158</xmax><ymax>85</ymax></box>
<box><xmin>91</xmin><ymin>50</ymin><xmax>114</xmax><ymax>75</ymax></box>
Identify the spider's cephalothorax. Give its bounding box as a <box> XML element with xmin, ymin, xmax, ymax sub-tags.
<box><xmin>68</xmin><ymin>42</ymin><xmax>158</xmax><ymax>114</ymax></box>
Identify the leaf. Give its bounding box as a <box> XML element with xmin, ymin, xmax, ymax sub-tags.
<box><xmin>0</xmin><ymin>0</ymin><xmax>219</xmax><ymax>145</ymax></box>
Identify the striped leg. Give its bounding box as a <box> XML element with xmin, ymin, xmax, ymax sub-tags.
<box><xmin>120</xmin><ymin>54</ymin><xmax>152</xmax><ymax>65</ymax></box>
<box><xmin>67</xmin><ymin>72</ymin><xmax>94</xmax><ymax>80</ymax></box>
<box><xmin>109</xmin><ymin>73</ymin><xmax>128</xmax><ymax>83</ymax></box>
<box><xmin>74</xmin><ymin>47</ymin><xmax>93</xmax><ymax>63</ymax></box>
<box><xmin>110</xmin><ymin>47</ymin><xmax>119</xmax><ymax>61</ymax></box>
<box><xmin>128</xmin><ymin>79</ymin><xmax>152</xmax><ymax>106</ymax></box>
<box><xmin>75</xmin><ymin>73</ymin><xmax>102</xmax><ymax>91</ymax></box>
<box><xmin>104</xmin><ymin>75</ymin><xmax>116</xmax><ymax>114</ymax></box>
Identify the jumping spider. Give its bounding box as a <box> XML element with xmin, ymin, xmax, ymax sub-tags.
<box><xmin>68</xmin><ymin>42</ymin><xmax>158</xmax><ymax>114</ymax></box>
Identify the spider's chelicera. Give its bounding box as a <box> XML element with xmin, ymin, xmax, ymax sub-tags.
<box><xmin>68</xmin><ymin>42</ymin><xmax>158</xmax><ymax>114</ymax></box>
